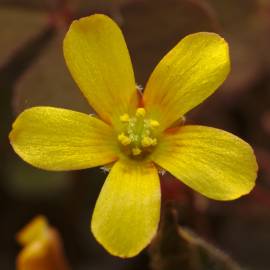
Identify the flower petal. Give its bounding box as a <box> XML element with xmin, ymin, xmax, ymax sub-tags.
<box><xmin>151</xmin><ymin>125</ymin><xmax>257</xmax><ymax>200</ymax></box>
<box><xmin>143</xmin><ymin>32</ymin><xmax>230</xmax><ymax>129</ymax></box>
<box><xmin>91</xmin><ymin>160</ymin><xmax>160</xmax><ymax>257</ymax></box>
<box><xmin>63</xmin><ymin>14</ymin><xmax>138</xmax><ymax>125</ymax></box>
<box><xmin>9</xmin><ymin>107</ymin><xmax>118</xmax><ymax>171</ymax></box>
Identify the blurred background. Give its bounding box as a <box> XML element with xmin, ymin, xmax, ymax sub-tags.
<box><xmin>0</xmin><ymin>0</ymin><xmax>270</xmax><ymax>269</ymax></box>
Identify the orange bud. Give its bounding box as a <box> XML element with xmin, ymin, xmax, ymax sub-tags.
<box><xmin>16</xmin><ymin>216</ymin><xmax>71</xmax><ymax>270</ymax></box>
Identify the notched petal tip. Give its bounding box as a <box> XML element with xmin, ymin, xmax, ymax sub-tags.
<box><xmin>63</xmin><ymin>14</ymin><xmax>115</xmax><ymax>39</ymax></box>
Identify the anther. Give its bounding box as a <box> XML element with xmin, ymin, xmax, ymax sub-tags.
<box><xmin>150</xmin><ymin>119</ymin><xmax>160</xmax><ymax>128</ymax></box>
<box><xmin>132</xmin><ymin>147</ymin><xmax>142</xmax><ymax>156</ymax></box>
<box><xmin>141</xmin><ymin>136</ymin><xmax>156</xmax><ymax>147</ymax></box>
<box><xmin>118</xmin><ymin>133</ymin><xmax>131</xmax><ymax>146</ymax></box>
<box><xmin>136</xmin><ymin>108</ymin><xmax>146</xmax><ymax>118</ymax></box>
<box><xmin>151</xmin><ymin>138</ymin><xmax>157</xmax><ymax>146</ymax></box>
<box><xmin>120</xmin><ymin>113</ymin><xmax>130</xmax><ymax>122</ymax></box>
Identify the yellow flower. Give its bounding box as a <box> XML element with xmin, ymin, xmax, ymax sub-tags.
<box><xmin>16</xmin><ymin>216</ymin><xmax>70</xmax><ymax>270</ymax></box>
<box><xmin>9</xmin><ymin>14</ymin><xmax>258</xmax><ymax>258</ymax></box>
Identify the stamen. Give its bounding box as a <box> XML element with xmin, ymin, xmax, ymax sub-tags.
<box><xmin>132</xmin><ymin>147</ymin><xmax>142</xmax><ymax>156</ymax></box>
<box><xmin>150</xmin><ymin>119</ymin><xmax>160</xmax><ymax>128</ymax></box>
<box><xmin>141</xmin><ymin>136</ymin><xmax>157</xmax><ymax>147</ymax></box>
<box><xmin>136</xmin><ymin>108</ymin><xmax>146</xmax><ymax>117</ymax></box>
<box><xmin>151</xmin><ymin>138</ymin><xmax>157</xmax><ymax>146</ymax></box>
<box><xmin>118</xmin><ymin>109</ymin><xmax>160</xmax><ymax>158</ymax></box>
<box><xmin>120</xmin><ymin>113</ymin><xmax>130</xmax><ymax>122</ymax></box>
<box><xmin>118</xmin><ymin>133</ymin><xmax>131</xmax><ymax>146</ymax></box>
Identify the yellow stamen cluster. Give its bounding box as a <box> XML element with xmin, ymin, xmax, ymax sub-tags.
<box><xmin>118</xmin><ymin>108</ymin><xmax>160</xmax><ymax>157</ymax></box>
<box><xmin>117</xmin><ymin>133</ymin><xmax>131</xmax><ymax>146</ymax></box>
<box><xmin>141</xmin><ymin>136</ymin><xmax>157</xmax><ymax>147</ymax></box>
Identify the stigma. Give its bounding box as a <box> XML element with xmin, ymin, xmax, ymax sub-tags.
<box><xmin>118</xmin><ymin>108</ymin><xmax>160</xmax><ymax>158</ymax></box>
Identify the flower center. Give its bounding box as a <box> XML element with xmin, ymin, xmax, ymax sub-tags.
<box><xmin>117</xmin><ymin>108</ymin><xmax>160</xmax><ymax>158</ymax></box>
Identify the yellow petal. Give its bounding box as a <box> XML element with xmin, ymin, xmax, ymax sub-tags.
<box><xmin>63</xmin><ymin>14</ymin><xmax>138</xmax><ymax>125</ymax></box>
<box><xmin>91</xmin><ymin>160</ymin><xmax>160</xmax><ymax>257</ymax></box>
<box><xmin>151</xmin><ymin>125</ymin><xmax>257</xmax><ymax>200</ymax></box>
<box><xmin>9</xmin><ymin>107</ymin><xmax>118</xmax><ymax>171</ymax></box>
<box><xmin>143</xmin><ymin>32</ymin><xmax>230</xmax><ymax>129</ymax></box>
